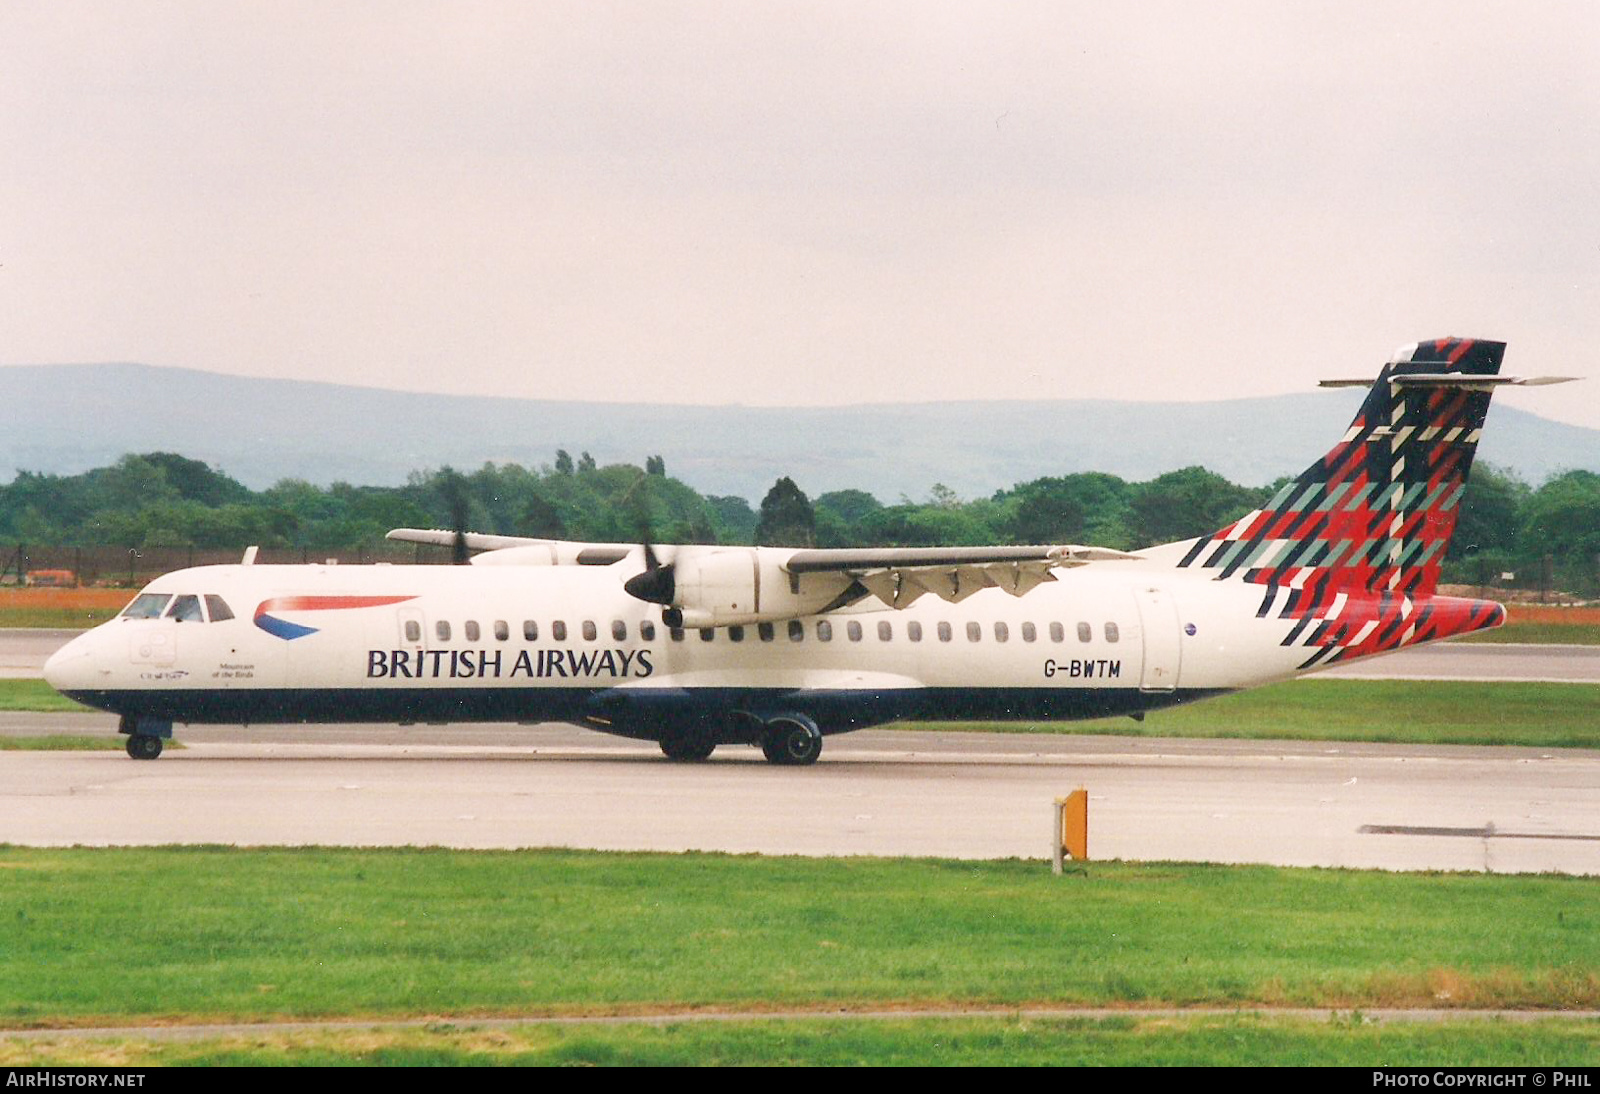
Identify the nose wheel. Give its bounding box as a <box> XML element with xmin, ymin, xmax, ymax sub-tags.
<box><xmin>126</xmin><ymin>734</ymin><xmax>164</xmax><ymax>760</ymax></box>
<box><xmin>119</xmin><ymin>716</ymin><xmax>171</xmax><ymax>760</ymax></box>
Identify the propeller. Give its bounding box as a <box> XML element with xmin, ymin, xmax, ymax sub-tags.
<box><xmin>623</xmin><ymin>540</ymin><xmax>676</xmax><ymax>605</ymax></box>
<box><xmin>437</xmin><ymin>468</ymin><xmax>472</xmax><ymax>566</ymax></box>
<box><xmin>621</xmin><ymin>472</ymin><xmax>677</xmax><ymax>608</ymax></box>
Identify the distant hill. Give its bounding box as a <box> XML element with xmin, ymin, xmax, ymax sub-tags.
<box><xmin>3</xmin><ymin>363</ymin><xmax>1597</xmax><ymax>502</ymax></box>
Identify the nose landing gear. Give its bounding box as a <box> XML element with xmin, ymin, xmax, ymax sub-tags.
<box><xmin>126</xmin><ymin>734</ymin><xmax>163</xmax><ymax>760</ymax></box>
<box><xmin>119</xmin><ymin>715</ymin><xmax>172</xmax><ymax>760</ymax></box>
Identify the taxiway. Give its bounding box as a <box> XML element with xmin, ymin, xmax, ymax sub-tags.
<box><xmin>4</xmin><ymin>713</ymin><xmax>1596</xmax><ymax>875</ymax></box>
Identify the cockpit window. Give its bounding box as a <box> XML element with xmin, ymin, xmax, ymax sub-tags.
<box><xmin>204</xmin><ymin>595</ymin><xmax>235</xmax><ymax>622</ymax></box>
<box><xmin>122</xmin><ymin>593</ymin><xmax>173</xmax><ymax>619</ymax></box>
<box><xmin>167</xmin><ymin>595</ymin><xmax>204</xmax><ymax>622</ymax></box>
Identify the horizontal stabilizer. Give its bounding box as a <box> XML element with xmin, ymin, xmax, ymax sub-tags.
<box><xmin>1319</xmin><ymin>374</ymin><xmax>1577</xmax><ymax>390</ymax></box>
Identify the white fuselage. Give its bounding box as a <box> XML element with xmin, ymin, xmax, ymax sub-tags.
<box><xmin>45</xmin><ymin>557</ymin><xmax>1321</xmax><ymax>738</ymax></box>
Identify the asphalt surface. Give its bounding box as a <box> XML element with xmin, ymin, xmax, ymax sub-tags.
<box><xmin>0</xmin><ymin>629</ymin><xmax>80</xmax><ymax>678</ymax></box>
<box><xmin>5</xmin><ymin>713</ymin><xmax>1598</xmax><ymax>875</ymax></box>
<box><xmin>7</xmin><ymin>629</ymin><xmax>1598</xmax><ymax>874</ymax></box>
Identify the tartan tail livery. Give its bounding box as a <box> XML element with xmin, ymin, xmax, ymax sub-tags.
<box><xmin>1159</xmin><ymin>337</ymin><xmax>1525</xmax><ymax>670</ymax></box>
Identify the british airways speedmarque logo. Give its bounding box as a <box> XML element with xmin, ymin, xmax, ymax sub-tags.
<box><xmin>253</xmin><ymin>596</ymin><xmax>418</xmax><ymax>640</ymax></box>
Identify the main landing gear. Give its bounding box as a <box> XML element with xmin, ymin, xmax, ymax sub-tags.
<box><xmin>659</xmin><ymin>732</ymin><xmax>718</xmax><ymax>762</ymax></box>
<box><xmin>654</xmin><ymin>713</ymin><xmax>824</xmax><ymax>766</ymax></box>
<box><xmin>120</xmin><ymin>715</ymin><xmax>171</xmax><ymax>761</ymax></box>
<box><xmin>759</xmin><ymin>714</ymin><xmax>822</xmax><ymax>766</ymax></box>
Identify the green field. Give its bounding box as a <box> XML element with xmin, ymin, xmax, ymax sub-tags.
<box><xmin>0</xmin><ymin>735</ymin><xmax>123</xmax><ymax>751</ymax></box>
<box><xmin>0</xmin><ymin>607</ymin><xmax>121</xmax><ymax>629</ymax></box>
<box><xmin>1462</xmin><ymin>623</ymin><xmax>1600</xmax><ymax>645</ymax></box>
<box><xmin>0</xmin><ymin>679</ymin><xmax>95</xmax><ymax>714</ymax></box>
<box><xmin>2</xmin><ymin>848</ymin><xmax>1595</xmax><ymax>1023</ymax></box>
<box><xmin>900</xmin><ymin>679</ymin><xmax>1600</xmax><ymax>750</ymax></box>
<box><xmin>1</xmin><ymin>848</ymin><xmax>1596</xmax><ymax>1065</ymax></box>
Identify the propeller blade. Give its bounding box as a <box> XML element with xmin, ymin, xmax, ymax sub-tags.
<box><xmin>624</xmin><ymin>542</ymin><xmax>676</xmax><ymax>604</ymax></box>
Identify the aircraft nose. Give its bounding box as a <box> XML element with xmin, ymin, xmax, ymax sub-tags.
<box><xmin>43</xmin><ymin>634</ymin><xmax>98</xmax><ymax>693</ymax></box>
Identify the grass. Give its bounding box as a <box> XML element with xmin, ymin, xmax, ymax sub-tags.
<box><xmin>897</xmin><ymin>678</ymin><xmax>1600</xmax><ymax>749</ymax></box>
<box><xmin>4</xmin><ymin>1013</ymin><xmax>1598</xmax><ymax>1066</ymax></box>
<box><xmin>1462</xmin><ymin>623</ymin><xmax>1600</xmax><ymax>645</ymax></box>
<box><xmin>0</xmin><ymin>608</ymin><xmax>121</xmax><ymax>629</ymax></box>
<box><xmin>0</xmin><ymin>679</ymin><xmax>95</xmax><ymax>714</ymax></box>
<box><xmin>0</xmin><ymin>736</ymin><xmax>121</xmax><ymax>751</ymax></box>
<box><xmin>0</xmin><ymin>848</ymin><xmax>1596</xmax><ymax>1028</ymax></box>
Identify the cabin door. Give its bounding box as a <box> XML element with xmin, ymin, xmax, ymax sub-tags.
<box><xmin>1132</xmin><ymin>585</ymin><xmax>1182</xmax><ymax>692</ymax></box>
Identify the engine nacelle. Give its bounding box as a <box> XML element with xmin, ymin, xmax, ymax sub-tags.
<box><xmin>670</xmin><ymin>547</ymin><xmax>845</xmax><ymax>628</ymax></box>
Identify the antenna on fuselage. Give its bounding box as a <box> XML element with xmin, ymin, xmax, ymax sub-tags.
<box><xmin>241</xmin><ymin>545</ymin><xmax>259</xmax><ymax>566</ymax></box>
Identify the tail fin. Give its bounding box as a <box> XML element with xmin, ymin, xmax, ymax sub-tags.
<box><xmin>1169</xmin><ymin>337</ymin><xmax>1511</xmax><ymax>666</ymax></box>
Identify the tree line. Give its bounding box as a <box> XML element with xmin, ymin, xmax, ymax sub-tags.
<box><xmin>2</xmin><ymin>450</ymin><xmax>1597</xmax><ymax>593</ymax></box>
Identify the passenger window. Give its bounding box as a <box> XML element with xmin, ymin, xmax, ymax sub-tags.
<box><xmin>729</xmin><ymin>626</ymin><xmax>745</xmax><ymax>643</ymax></box>
<box><xmin>552</xmin><ymin>621</ymin><xmax>567</xmax><ymax>642</ymax></box>
<box><xmin>700</xmin><ymin>628</ymin><xmax>715</xmax><ymax>642</ymax></box>
<box><xmin>847</xmin><ymin>621</ymin><xmax>862</xmax><ymax>642</ymax></box>
<box><xmin>494</xmin><ymin>620</ymin><xmax>509</xmax><ymax>641</ymax></box>
<box><xmin>640</xmin><ymin>621</ymin><xmax>656</xmax><ymax>641</ymax></box>
<box><xmin>994</xmin><ymin>622</ymin><xmax>1009</xmax><ymax>643</ymax></box>
<box><xmin>167</xmin><ymin>595</ymin><xmax>203</xmax><ymax>622</ymax></box>
<box><xmin>404</xmin><ymin>620</ymin><xmax>422</xmax><ymax>643</ymax></box>
<box><xmin>788</xmin><ymin>620</ymin><xmax>805</xmax><ymax>642</ymax></box>
<box><xmin>908</xmin><ymin>621</ymin><xmax>922</xmax><ymax>642</ymax></box>
<box><xmin>436</xmin><ymin>620</ymin><xmax>451</xmax><ymax>642</ymax></box>
<box><xmin>1021</xmin><ymin>622</ymin><xmax>1036</xmax><ymax>643</ymax></box>
<box><xmin>1077</xmin><ymin>622</ymin><xmax>1092</xmax><ymax>643</ymax></box>
<box><xmin>966</xmin><ymin>621</ymin><xmax>981</xmax><ymax>642</ymax></box>
<box><xmin>758</xmin><ymin>622</ymin><xmax>775</xmax><ymax>642</ymax></box>
<box><xmin>1050</xmin><ymin>622</ymin><xmax>1064</xmax><ymax>643</ymax></box>
<box><xmin>817</xmin><ymin>620</ymin><xmax>833</xmax><ymax>642</ymax></box>
<box><xmin>121</xmin><ymin>593</ymin><xmax>173</xmax><ymax>619</ymax></box>
<box><xmin>1105</xmin><ymin>622</ymin><xmax>1120</xmax><ymax>643</ymax></box>
<box><xmin>670</xmin><ymin>627</ymin><xmax>685</xmax><ymax>642</ymax></box>
<box><xmin>465</xmin><ymin>620</ymin><xmax>480</xmax><ymax>642</ymax></box>
<box><xmin>878</xmin><ymin>621</ymin><xmax>892</xmax><ymax>641</ymax></box>
<box><xmin>204</xmin><ymin>595</ymin><xmax>235</xmax><ymax>622</ymax></box>
<box><xmin>937</xmin><ymin>621</ymin><xmax>952</xmax><ymax>642</ymax></box>
<box><xmin>582</xmin><ymin>620</ymin><xmax>597</xmax><ymax>641</ymax></box>
<box><xmin>523</xmin><ymin>620</ymin><xmax>539</xmax><ymax>641</ymax></box>
<box><xmin>612</xmin><ymin>620</ymin><xmax>628</xmax><ymax>642</ymax></box>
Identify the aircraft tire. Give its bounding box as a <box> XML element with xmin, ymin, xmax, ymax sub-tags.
<box><xmin>659</xmin><ymin>735</ymin><xmax>717</xmax><ymax>762</ymax></box>
<box><xmin>126</xmin><ymin>734</ymin><xmax>163</xmax><ymax>760</ymax></box>
<box><xmin>762</xmin><ymin>715</ymin><xmax>822</xmax><ymax>766</ymax></box>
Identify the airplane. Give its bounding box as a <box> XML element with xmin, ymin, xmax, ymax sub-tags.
<box><xmin>43</xmin><ymin>337</ymin><xmax>1571</xmax><ymax>765</ymax></box>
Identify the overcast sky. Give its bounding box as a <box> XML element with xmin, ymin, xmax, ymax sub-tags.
<box><xmin>3</xmin><ymin>2</ymin><xmax>1597</xmax><ymax>429</ymax></box>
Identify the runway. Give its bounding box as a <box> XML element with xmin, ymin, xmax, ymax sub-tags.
<box><xmin>0</xmin><ymin>629</ymin><xmax>80</xmax><ymax>678</ymax></box>
<box><xmin>5</xmin><ymin>714</ymin><xmax>1598</xmax><ymax>875</ymax></box>
<box><xmin>6</xmin><ymin>628</ymin><xmax>1599</xmax><ymax>681</ymax></box>
<box><xmin>8</xmin><ymin>630</ymin><xmax>1599</xmax><ymax>875</ymax></box>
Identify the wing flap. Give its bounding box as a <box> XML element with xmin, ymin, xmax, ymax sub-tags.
<box><xmin>787</xmin><ymin>544</ymin><xmax>1138</xmax><ymax>610</ymax></box>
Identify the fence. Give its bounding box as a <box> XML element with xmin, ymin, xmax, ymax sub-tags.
<box><xmin>0</xmin><ymin>542</ymin><xmax>456</xmax><ymax>589</ymax></box>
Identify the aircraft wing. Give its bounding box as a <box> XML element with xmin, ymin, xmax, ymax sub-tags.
<box><xmin>387</xmin><ymin>528</ymin><xmax>553</xmax><ymax>552</ymax></box>
<box><xmin>783</xmin><ymin>544</ymin><xmax>1141</xmax><ymax>608</ymax></box>
<box><xmin>387</xmin><ymin>525</ymin><xmax>1142</xmax><ymax>615</ymax></box>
